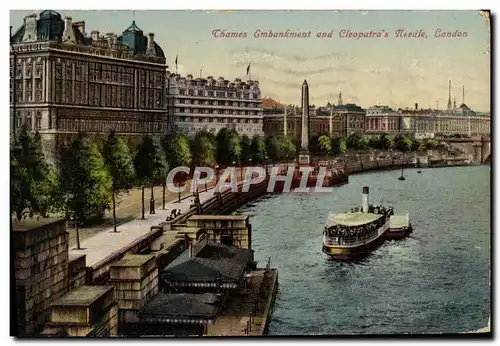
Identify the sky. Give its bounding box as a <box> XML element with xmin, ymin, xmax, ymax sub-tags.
<box><xmin>10</xmin><ymin>10</ymin><xmax>491</xmax><ymax>111</ymax></box>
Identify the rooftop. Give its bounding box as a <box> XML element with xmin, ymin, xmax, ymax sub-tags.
<box><xmin>160</xmin><ymin>241</ymin><xmax>253</xmax><ymax>283</ymax></box>
<box><xmin>139</xmin><ymin>292</ymin><xmax>223</xmax><ymax>320</ymax></box>
<box><xmin>50</xmin><ymin>285</ymin><xmax>113</xmax><ymax>307</ymax></box>
<box><xmin>326</xmin><ymin>212</ymin><xmax>383</xmax><ymax>227</ymax></box>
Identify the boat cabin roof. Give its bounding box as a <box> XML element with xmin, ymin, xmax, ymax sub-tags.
<box><xmin>389</xmin><ymin>214</ymin><xmax>409</xmax><ymax>228</ymax></box>
<box><xmin>326</xmin><ymin>212</ymin><xmax>383</xmax><ymax>227</ymax></box>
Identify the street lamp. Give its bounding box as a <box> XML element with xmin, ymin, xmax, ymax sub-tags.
<box><xmin>265</xmin><ymin>156</ymin><xmax>269</xmax><ymax>177</ymax></box>
<box><xmin>215</xmin><ymin>164</ymin><xmax>220</xmax><ymax>189</ymax></box>
<box><xmin>149</xmin><ymin>183</ymin><xmax>156</xmax><ymax>215</ymax></box>
<box><xmin>248</xmin><ymin>158</ymin><xmax>252</xmax><ymax>181</ymax></box>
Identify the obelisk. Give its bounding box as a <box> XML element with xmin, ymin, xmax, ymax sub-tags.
<box><xmin>299</xmin><ymin>80</ymin><xmax>311</xmax><ymax>165</ymax></box>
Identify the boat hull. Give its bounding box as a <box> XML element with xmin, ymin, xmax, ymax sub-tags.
<box><xmin>385</xmin><ymin>228</ymin><xmax>411</xmax><ymax>240</ymax></box>
<box><xmin>322</xmin><ymin>235</ymin><xmax>386</xmax><ymax>261</ymax></box>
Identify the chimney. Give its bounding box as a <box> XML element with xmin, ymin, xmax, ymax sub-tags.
<box><xmin>415</xmin><ymin>103</ymin><xmax>418</xmax><ymax>110</ymax></box>
<box><xmin>146</xmin><ymin>32</ymin><xmax>155</xmax><ymax>54</ymax></box>
<box><xmin>188</xmin><ymin>242</ymin><xmax>193</xmax><ymax>258</ymax></box>
<box><xmin>73</xmin><ymin>21</ymin><xmax>86</xmax><ymax>35</ymax></box>
<box><xmin>62</xmin><ymin>16</ymin><xmax>75</xmax><ymax>42</ymax></box>
<box><xmin>91</xmin><ymin>30</ymin><xmax>99</xmax><ymax>41</ymax></box>
<box><xmin>362</xmin><ymin>186</ymin><xmax>369</xmax><ymax>213</ymax></box>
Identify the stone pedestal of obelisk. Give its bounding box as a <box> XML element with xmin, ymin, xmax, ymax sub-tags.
<box><xmin>298</xmin><ymin>80</ymin><xmax>311</xmax><ymax>166</ymax></box>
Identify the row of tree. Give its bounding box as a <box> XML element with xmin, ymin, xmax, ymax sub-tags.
<box><xmin>10</xmin><ymin>127</ymin><xmax>300</xmax><ymax>249</ymax></box>
<box><xmin>11</xmin><ymin>127</ymin><xmax>438</xmax><ymax>248</ymax></box>
<box><xmin>313</xmin><ymin>133</ymin><xmax>438</xmax><ymax>156</ymax></box>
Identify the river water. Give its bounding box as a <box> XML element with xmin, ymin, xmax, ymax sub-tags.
<box><xmin>236</xmin><ymin>166</ymin><xmax>491</xmax><ymax>335</ymax></box>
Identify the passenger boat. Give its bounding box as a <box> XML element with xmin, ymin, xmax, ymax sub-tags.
<box><xmin>322</xmin><ymin>186</ymin><xmax>391</xmax><ymax>261</ymax></box>
<box><xmin>386</xmin><ymin>214</ymin><xmax>413</xmax><ymax>240</ymax></box>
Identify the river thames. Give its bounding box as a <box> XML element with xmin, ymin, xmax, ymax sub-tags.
<box><xmin>237</xmin><ymin>166</ymin><xmax>491</xmax><ymax>335</ymax></box>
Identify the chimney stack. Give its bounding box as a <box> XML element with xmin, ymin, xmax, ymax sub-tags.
<box><xmin>91</xmin><ymin>30</ymin><xmax>99</xmax><ymax>41</ymax></box>
<box><xmin>146</xmin><ymin>33</ymin><xmax>155</xmax><ymax>54</ymax></box>
<box><xmin>73</xmin><ymin>21</ymin><xmax>86</xmax><ymax>36</ymax></box>
<box><xmin>415</xmin><ymin>103</ymin><xmax>418</xmax><ymax>110</ymax></box>
<box><xmin>362</xmin><ymin>186</ymin><xmax>369</xmax><ymax>213</ymax></box>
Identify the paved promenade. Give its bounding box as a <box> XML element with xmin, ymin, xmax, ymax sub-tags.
<box><xmin>69</xmin><ymin>187</ymin><xmax>219</xmax><ymax>267</ymax></box>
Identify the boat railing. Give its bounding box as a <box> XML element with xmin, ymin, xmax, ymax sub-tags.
<box><xmin>324</xmin><ymin>222</ymin><xmax>388</xmax><ymax>246</ymax></box>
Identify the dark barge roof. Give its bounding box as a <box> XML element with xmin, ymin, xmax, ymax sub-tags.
<box><xmin>160</xmin><ymin>241</ymin><xmax>253</xmax><ymax>283</ymax></box>
<box><xmin>138</xmin><ymin>292</ymin><xmax>223</xmax><ymax>322</ymax></box>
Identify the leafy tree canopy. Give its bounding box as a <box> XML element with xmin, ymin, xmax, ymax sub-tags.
<box><xmin>250</xmin><ymin>135</ymin><xmax>266</xmax><ymax>163</ymax></box>
<box><xmin>59</xmin><ymin>132</ymin><xmax>112</xmax><ymax>223</ymax></box>
<box><xmin>134</xmin><ymin>135</ymin><xmax>168</xmax><ymax>186</ymax></box>
<box><xmin>103</xmin><ymin>131</ymin><xmax>136</xmax><ymax>191</ymax></box>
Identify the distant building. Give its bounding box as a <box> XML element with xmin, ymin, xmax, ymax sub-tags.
<box><xmin>365</xmin><ymin>105</ymin><xmax>401</xmax><ymax>134</ymax></box>
<box><xmin>167</xmin><ymin>73</ymin><xmax>263</xmax><ymax>137</ymax></box>
<box><xmin>332</xmin><ymin>103</ymin><xmax>365</xmax><ymax>135</ymax></box>
<box><xmin>263</xmin><ymin>105</ymin><xmax>344</xmax><ymax>139</ymax></box>
<box><xmin>10</xmin><ymin>10</ymin><xmax>168</xmax><ymax>156</ymax></box>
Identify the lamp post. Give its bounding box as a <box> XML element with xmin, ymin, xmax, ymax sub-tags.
<box><xmin>215</xmin><ymin>164</ymin><xmax>220</xmax><ymax>190</ymax></box>
<box><xmin>248</xmin><ymin>158</ymin><xmax>252</xmax><ymax>181</ymax></box>
<box><xmin>149</xmin><ymin>183</ymin><xmax>156</xmax><ymax>215</ymax></box>
<box><xmin>265</xmin><ymin>156</ymin><xmax>269</xmax><ymax>177</ymax></box>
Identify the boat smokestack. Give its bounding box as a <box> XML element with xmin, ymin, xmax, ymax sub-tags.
<box><xmin>362</xmin><ymin>186</ymin><xmax>369</xmax><ymax>213</ymax></box>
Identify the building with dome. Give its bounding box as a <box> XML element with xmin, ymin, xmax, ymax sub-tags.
<box><xmin>167</xmin><ymin>73</ymin><xmax>263</xmax><ymax>137</ymax></box>
<box><xmin>10</xmin><ymin>10</ymin><xmax>169</xmax><ymax>155</ymax></box>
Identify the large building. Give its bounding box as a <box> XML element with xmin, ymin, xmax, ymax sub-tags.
<box><xmin>365</xmin><ymin>105</ymin><xmax>401</xmax><ymax>134</ymax></box>
<box><xmin>263</xmin><ymin>105</ymin><xmax>344</xmax><ymax>139</ymax></box>
<box><xmin>167</xmin><ymin>73</ymin><xmax>263</xmax><ymax>137</ymax></box>
<box><xmin>10</xmin><ymin>10</ymin><xmax>168</xmax><ymax>155</ymax></box>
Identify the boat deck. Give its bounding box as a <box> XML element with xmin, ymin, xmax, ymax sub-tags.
<box><xmin>389</xmin><ymin>214</ymin><xmax>410</xmax><ymax>229</ymax></box>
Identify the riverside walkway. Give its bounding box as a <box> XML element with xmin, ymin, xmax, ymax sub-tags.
<box><xmin>69</xmin><ymin>186</ymin><xmax>219</xmax><ymax>267</ymax></box>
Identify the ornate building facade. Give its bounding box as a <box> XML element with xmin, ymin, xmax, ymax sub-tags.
<box><xmin>167</xmin><ymin>73</ymin><xmax>263</xmax><ymax>137</ymax></box>
<box><xmin>263</xmin><ymin>105</ymin><xmax>344</xmax><ymax>139</ymax></box>
<box><xmin>10</xmin><ymin>10</ymin><xmax>168</xmax><ymax>155</ymax></box>
<box><xmin>365</xmin><ymin>105</ymin><xmax>401</xmax><ymax>134</ymax></box>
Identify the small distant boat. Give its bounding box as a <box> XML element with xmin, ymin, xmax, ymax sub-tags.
<box><xmin>386</xmin><ymin>213</ymin><xmax>413</xmax><ymax>240</ymax></box>
<box><xmin>417</xmin><ymin>170</ymin><xmax>422</xmax><ymax>174</ymax></box>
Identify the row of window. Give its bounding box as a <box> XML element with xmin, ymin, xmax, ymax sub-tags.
<box><xmin>178</xmin><ymin>88</ymin><xmax>258</xmax><ymax>100</ymax></box>
<box><xmin>58</xmin><ymin>118</ymin><xmax>165</xmax><ymax>133</ymax></box>
<box><xmin>176</xmin><ymin>99</ymin><xmax>260</xmax><ymax>108</ymax></box>
<box><xmin>177</xmin><ymin>116</ymin><xmax>262</xmax><ymax>124</ymax></box>
<box><xmin>13</xmin><ymin>110</ymin><xmax>43</xmax><ymax>130</ymax></box>
<box><xmin>176</xmin><ymin>108</ymin><xmax>259</xmax><ymax>116</ymax></box>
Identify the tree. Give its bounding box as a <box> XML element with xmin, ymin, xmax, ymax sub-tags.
<box><xmin>250</xmin><ymin>135</ymin><xmax>266</xmax><ymax>164</ymax></box>
<box><xmin>279</xmin><ymin>135</ymin><xmax>297</xmax><ymax>161</ymax></box>
<box><xmin>103</xmin><ymin>131</ymin><xmax>136</xmax><ymax>233</ymax></box>
<box><xmin>216</xmin><ymin>128</ymin><xmax>241</xmax><ymax>165</ymax></box>
<box><xmin>368</xmin><ymin>135</ymin><xmax>380</xmax><ymax>149</ymax></box>
<box><xmin>192</xmin><ymin>130</ymin><xmax>217</xmax><ymax>167</ymax></box>
<box><xmin>318</xmin><ymin>135</ymin><xmax>333</xmax><ymax>156</ymax></box>
<box><xmin>332</xmin><ymin>137</ymin><xmax>347</xmax><ymax>155</ymax></box>
<box><xmin>134</xmin><ymin>136</ymin><xmax>167</xmax><ymax>220</ymax></box>
<box><xmin>240</xmin><ymin>134</ymin><xmax>252</xmax><ymax>164</ymax></box>
<box><xmin>378</xmin><ymin>133</ymin><xmax>394</xmax><ymax>150</ymax></box>
<box><xmin>265</xmin><ymin>135</ymin><xmax>281</xmax><ymax>162</ymax></box>
<box><xmin>394</xmin><ymin>135</ymin><xmax>413</xmax><ymax>152</ymax></box>
<box><xmin>163</xmin><ymin>133</ymin><xmax>192</xmax><ymax>168</ymax></box>
<box><xmin>162</xmin><ymin>133</ymin><xmax>191</xmax><ymax>207</ymax></box>
<box><xmin>59</xmin><ymin>133</ymin><xmax>112</xmax><ymax>249</ymax></box>
<box><xmin>10</xmin><ymin>154</ymin><xmax>29</xmax><ymax>221</ymax></box>
<box><xmin>10</xmin><ymin>127</ymin><xmax>59</xmax><ymax>220</ymax></box>
<box><xmin>346</xmin><ymin>133</ymin><xmax>362</xmax><ymax>150</ymax></box>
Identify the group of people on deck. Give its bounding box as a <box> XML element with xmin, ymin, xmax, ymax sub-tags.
<box><xmin>324</xmin><ymin>205</ymin><xmax>394</xmax><ymax>245</ymax></box>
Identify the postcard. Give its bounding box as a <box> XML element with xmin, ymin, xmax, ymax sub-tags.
<box><xmin>9</xmin><ymin>9</ymin><xmax>490</xmax><ymax>337</ymax></box>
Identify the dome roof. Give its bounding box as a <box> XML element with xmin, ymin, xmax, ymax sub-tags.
<box><xmin>40</xmin><ymin>10</ymin><xmax>61</xmax><ymax>17</ymax></box>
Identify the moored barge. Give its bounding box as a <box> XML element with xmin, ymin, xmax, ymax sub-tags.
<box><xmin>386</xmin><ymin>214</ymin><xmax>413</xmax><ymax>240</ymax></box>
